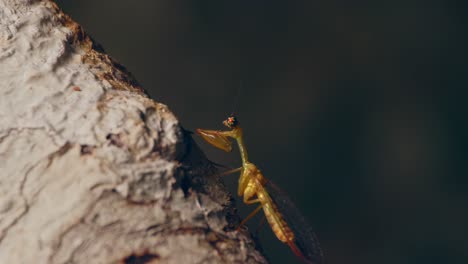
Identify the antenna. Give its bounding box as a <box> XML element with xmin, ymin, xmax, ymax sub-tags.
<box><xmin>231</xmin><ymin>80</ymin><xmax>243</xmax><ymax>117</ymax></box>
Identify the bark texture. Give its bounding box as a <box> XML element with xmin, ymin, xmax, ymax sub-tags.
<box><xmin>0</xmin><ymin>1</ymin><xmax>267</xmax><ymax>263</ymax></box>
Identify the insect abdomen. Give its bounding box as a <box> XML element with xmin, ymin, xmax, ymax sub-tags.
<box><xmin>260</xmin><ymin>192</ymin><xmax>295</xmax><ymax>243</ymax></box>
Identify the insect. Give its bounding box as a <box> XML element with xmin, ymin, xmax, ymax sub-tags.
<box><xmin>196</xmin><ymin>114</ymin><xmax>324</xmax><ymax>264</ymax></box>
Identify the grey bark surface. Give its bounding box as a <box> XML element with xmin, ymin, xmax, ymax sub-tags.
<box><xmin>0</xmin><ymin>1</ymin><xmax>267</xmax><ymax>263</ymax></box>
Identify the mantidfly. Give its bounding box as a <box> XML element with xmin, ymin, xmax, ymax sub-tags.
<box><xmin>196</xmin><ymin>114</ymin><xmax>324</xmax><ymax>264</ymax></box>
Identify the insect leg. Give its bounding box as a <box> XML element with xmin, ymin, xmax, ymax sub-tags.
<box><xmin>214</xmin><ymin>167</ymin><xmax>242</xmax><ymax>177</ymax></box>
<box><xmin>237</xmin><ymin>204</ymin><xmax>263</xmax><ymax>231</ymax></box>
<box><xmin>255</xmin><ymin>215</ymin><xmax>267</xmax><ymax>235</ymax></box>
<box><xmin>195</xmin><ymin>129</ymin><xmax>234</xmax><ymax>152</ymax></box>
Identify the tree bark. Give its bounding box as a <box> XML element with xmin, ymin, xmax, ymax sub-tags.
<box><xmin>0</xmin><ymin>1</ymin><xmax>267</xmax><ymax>263</ymax></box>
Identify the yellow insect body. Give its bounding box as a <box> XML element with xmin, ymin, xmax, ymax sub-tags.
<box><xmin>196</xmin><ymin>115</ymin><xmax>323</xmax><ymax>264</ymax></box>
<box><xmin>240</xmin><ymin>162</ymin><xmax>295</xmax><ymax>243</ymax></box>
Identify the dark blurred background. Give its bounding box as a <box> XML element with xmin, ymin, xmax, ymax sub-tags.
<box><xmin>55</xmin><ymin>1</ymin><xmax>468</xmax><ymax>263</ymax></box>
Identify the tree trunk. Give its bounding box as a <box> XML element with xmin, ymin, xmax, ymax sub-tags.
<box><xmin>0</xmin><ymin>1</ymin><xmax>267</xmax><ymax>263</ymax></box>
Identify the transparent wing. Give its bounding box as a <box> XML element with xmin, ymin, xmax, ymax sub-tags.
<box><xmin>265</xmin><ymin>180</ymin><xmax>324</xmax><ymax>264</ymax></box>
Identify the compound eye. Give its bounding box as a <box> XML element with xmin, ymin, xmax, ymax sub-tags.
<box><xmin>227</xmin><ymin>116</ymin><xmax>238</xmax><ymax>128</ymax></box>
